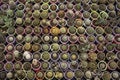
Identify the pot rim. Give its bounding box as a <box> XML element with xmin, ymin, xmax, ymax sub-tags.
<box><xmin>6</xmin><ymin>35</ymin><xmax>15</xmax><ymax>43</ymax></box>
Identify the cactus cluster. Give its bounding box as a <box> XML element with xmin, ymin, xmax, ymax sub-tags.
<box><xmin>0</xmin><ymin>0</ymin><xmax>120</xmax><ymax>80</ymax></box>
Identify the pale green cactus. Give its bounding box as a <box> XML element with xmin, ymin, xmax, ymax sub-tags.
<box><xmin>100</xmin><ymin>11</ymin><xmax>109</xmax><ymax>19</ymax></box>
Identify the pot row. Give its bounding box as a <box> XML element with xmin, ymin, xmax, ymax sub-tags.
<box><xmin>6</xmin><ymin>26</ymin><xmax>120</xmax><ymax>35</ymax></box>
<box><xmin>0</xmin><ymin>50</ymin><xmax>120</xmax><ymax>62</ymax></box>
<box><xmin>0</xmin><ymin>42</ymin><xmax>120</xmax><ymax>53</ymax></box>
<box><xmin>2</xmin><ymin>34</ymin><xmax>120</xmax><ymax>46</ymax></box>
<box><xmin>0</xmin><ymin>66</ymin><xmax>120</xmax><ymax>80</ymax></box>
<box><xmin>1</xmin><ymin>60</ymin><xmax>120</xmax><ymax>70</ymax></box>
<box><xmin>1</xmin><ymin>0</ymin><xmax>120</xmax><ymax>11</ymax></box>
